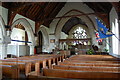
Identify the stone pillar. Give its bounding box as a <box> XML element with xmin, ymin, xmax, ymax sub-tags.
<box><xmin>0</xmin><ymin>43</ymin><xmax>7</xmax><ymax>59</ymax></box>
<box><xmin>29</xmin><ymin>45</ymin><xmax>34</xmax><ymax>55</ymax></box>
<box><xmin>59</xmin><ymin>42</ymin><xmax>62</xmax><ymax>50</ymax></box>
<box><xmin>118</xmin><ymin>20</ymin><xmax>120</xmax><ymax>56</ymax></box>
<box><xmin>66</xmin><ymin>44</ymin><xmax>68</xmax><ymax>50</ymax></box>
<box><xmin>0</xmin><ymin>40</ymin><xmax>2</xmax><ymax>79</ymax></box>
<box><xmin>0</xmin><ymin>65</ymin><xmax>2</xmax><ymax>80</ymax></box>
<box><xmin>62</xmin><ymin>42</ymin><xmax>64</xmax><ymax>50</ymax></box>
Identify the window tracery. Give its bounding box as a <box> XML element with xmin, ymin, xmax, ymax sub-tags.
<box><xmin>72</xmin><ymin>27</ymin><xmax>88</xmax><ymax>39</ymax></box>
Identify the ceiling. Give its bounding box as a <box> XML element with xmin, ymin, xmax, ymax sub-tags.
<box><xmin>84</xmin><ymin>2</ymin><xmax>112</xmax><ymax>13</ymax></box>
<box><xmin>2</xmin><ymin>2</ymin><xmax>120</xmax><ymax>34</ymax></box>
<box><xmin>2</xmin><ymin>2</ymin><xmax>66</xmax><ymax>27</ymax></box>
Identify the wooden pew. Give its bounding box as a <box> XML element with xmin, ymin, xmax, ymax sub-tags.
<box><xmin>1</xmin><ymin>54</ymin><xmax>66</xmax><ymax>77</ymax></box>
<box><xmin>68</xmin><ymin>55</ymin><xmax>120</xmax><ymax>61</ymax></box>
<box><xmin>27</xmin><ymin>54</ymin><xmax>120</xmax><ymax>79</ymax></box>
<box><xmin>53</xmin><ymin>65</ymin><xmax>119</xmax><ymax>72</ymax></box>
<box><xmin>1</xmin><ymin>59</ymin><xmax>47</xmax><ymax>76</ymax></box>
<box><xmin>58</xmin><ymin>62</ymin><xmax>120</xmax><ymax>67</ymax></box>
<box><xmin>43</xmin><ymin>68</ymin><xmax>120</xmax><ymax>79</ymax></box>
<box><xmin>64</xmin><ymin>60</ymin><xmax>120</xmax><ymax>64</ymax></box>
<box><xmin>28</xmin><ymin>75</ymin><xmax>80</xmax><ymax>80</ymax></box>
<box><xmin>1</xmin><ymin>64</ymin><xmax>19</xmax><ymax>79</ymax></box>
<box><xmin>1</xmin><ymin>61</ymin><xmax>32</xmax><ymax>76</ymax></box>
<box><xmin>27</xmin><ymin>54</ymin><xmax>64</xmax><ymax>75</ymax></box>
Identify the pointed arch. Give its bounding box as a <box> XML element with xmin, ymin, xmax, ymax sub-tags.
<box><xmin>55</xmin><ymin>9</ymin><xmax>95</xmax><ymax>39</ymax></box>
<box><xmin>11</xmin><ymin>18</ymin><xmax>35</xmax><ymax>46</ymax></box>
<box><xmin>37</xmin><ymin>25</ymin><xmax>49</xmax><ymax>52</ymax></box>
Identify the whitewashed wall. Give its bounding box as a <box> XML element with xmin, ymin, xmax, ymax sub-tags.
<box><xmin>49</xmin><ymin>30</ymin><xmax>68</xmax><ymax>52</ymax></box>
<box><xmin>49</xmin><ymin>35</ymin><xmax>55</xmax><ymax>52</ymax></box>
<box><xmin>60</xmin><ymin>32</ymin><xmax>68</xmax><ymax>39</ymax></box>
<box><xmin>7</xmin><ymin>45</ymin><xmax>29</xmax><ymax>57</ymax></box>
<box><xmin>109</xmin><ymin>7</ymin><xmax>120</xmax><ymax>57</ymax></box>
<box><xmin>10</xmin><ymin>28</ymin><xmax>25</xmax><ymax>45</ymax></box>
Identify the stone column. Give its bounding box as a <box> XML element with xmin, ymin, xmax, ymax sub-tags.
<box><xmin>118</xmin><ymin>20</ymin><xmax>120</xmax><ymax>56</ymax></box>
<box><xmin>0</xmin><ymin>43</ymin><xmax>7</xmax><ymax>59</ymax></box>
<box><xmin>62</xmin><ymin>43</ymin><xmax>64</xmax><ymax>50</ymax></box>
<box><xmin>29</xmin><ymin>45</ymin><xmax>34</xmax><ymax>55</ymax></box>
<box><xmin>0</xmin><ymin>66</ymin><xmax>2</xmax><ymax>80</ymax></box>
<box><xmin>59</xmin><ymin>42</ymin><xmax>62</xmax><ymax>50</ymax></box>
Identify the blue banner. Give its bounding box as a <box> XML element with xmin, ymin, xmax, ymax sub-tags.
<box><xmin>96</xmin><ymin>18</ymin><xmax>114</xmax><ymax>39</ymax></box>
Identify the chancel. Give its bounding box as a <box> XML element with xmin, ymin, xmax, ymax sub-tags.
<box><xmin>0</xmin><ymin>1</ymin><xmax>120</xmax><ymax>80</ymax></box>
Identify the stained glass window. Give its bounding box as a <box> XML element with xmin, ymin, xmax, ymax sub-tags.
<box><xmin>72</xmin><ymin>27</ymin><xmax>88</xmax><ymax>39</ymax></box>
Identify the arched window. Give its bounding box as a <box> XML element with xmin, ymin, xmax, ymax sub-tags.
<box><xmin>72</xmin><ymin>27</ymin><xmax>88</xmax><ymax>39</ymax></box>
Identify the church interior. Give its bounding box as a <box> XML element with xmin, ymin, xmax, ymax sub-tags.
<box><xmin>0</xmin><ymin>1</ymin><xmax>120</xmax><ymax>80</ymax></box>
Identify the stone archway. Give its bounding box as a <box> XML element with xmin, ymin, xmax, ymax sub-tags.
<box><xmin>55</xmin><ymin>9</ymin><xmax>96</xmax><ymax>47</ymax></box>
<box><xmin>11</xmin><ymin>18</ymin><xmax>35</xmax><ymax>55</ymax></box>
<box><xmin>0</xmin><ymin>15</ymin><xmax>7</xmax><ymax>59</ymax></box>
<box><xmin>37</xmin><ymin>25</ymin><xmax>49</xmax><ymax>52</ymax></box>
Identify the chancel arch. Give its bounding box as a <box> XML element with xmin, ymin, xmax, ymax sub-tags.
<box><xmin>59</xmin><ymin>16</ymin><xmax>92</xmax><ymax>54</ymax></box>
<box><xmin>55</xmin><ymin>9</ymin><xmax>96</xmax><ymax>47</ymax></box>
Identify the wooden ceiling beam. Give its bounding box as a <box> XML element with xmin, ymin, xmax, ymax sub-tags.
<box><xmin>9</xmin><ymin>2</ymin><xmax>35</xmax><ymax>11</ymax></box>
<box><xmin>35</xmin><ymin>2</ymin><xmax>49</xmax><ymax>21</ymax></box>
<box><xmin>31</xmin><ymin>4</ymin><xmax>40</xmax><ymax>20</ymax></box>
<box><xmin>30</xmin><ymin>4</ymin><xmax>38</xmax><ymax>17</ymax></box>
<box><xmin>35</xmin><ymin>12</ymin><xmax>107</xmax><ymax>22</ymax></box>
<box><xmin>44</xmin><ymin>3</ymin><xmax>57</xmax><ymax>18</ymax></box>
<box><xmin>2</xmin><ymin>2</ymin><xmax>11</xmax><ymax>9</ymax></box>
<box><xmin>97</xmin><ymin>3</ymin><xmax>107</xmax><ymax>13</ymax></box>
<box><xmin>7</xmin><ymin>3</ymin><xmax>26</xmax><ymax>26</ymax></box>
<box><xmin>33</xmin><ymin>3</ymin><xmax>46</xmax><ymax>18</ymax></box>
<box><xmin>45</xmin><ymin>3</ymin><xmax>61</xmax><ymax>19</ymax></box>
<box><xmin>26</xmin><ymin>4</ymin><xmax>35</xmax><ymax>17</ymax></box>
<box><xmin>22</xmin><ymin>5</ymin><xmax>31</xmax><ymax>16</ymax></box>
<box><xmin>43</xmin><ymin>3</ymin><xmax>65</xmax><ymax>27</ymax></box>
<box><xmin>43</xmin><ymin>3</ymin><xmax>59</xmax><ymax>26</ymax></box>
<box><xmin>85</xmin><ymin>3</ymin><xmax>97</xmax><ymax>12</ymax></box>
<box><xmin>8</xmin><ymin>10</ymin><xmax>17</xmax><ymax>26</ymax></box>
<box><xmin>6</xmin><ymin>3</ymin><xmax>34</xmax><ymax>26</ymax></box>
<box><xmin>33</xmin><ymin>6</ymin><xmax>42</xmax><ymax>20</ymax></box>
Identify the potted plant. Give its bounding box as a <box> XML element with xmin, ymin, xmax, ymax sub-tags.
<box><xmin>104</xmin><ymin>49</ymin><xmax>108</xmax><ymax>53</ymax></box>
<box><xmin>86</xmin><ymin>49</ymin><xmax>94</xmax><ymax>55</ymax></box>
